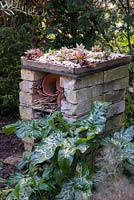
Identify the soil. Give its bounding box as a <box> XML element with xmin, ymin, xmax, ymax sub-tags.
<box><xmin>0</xmin><ymin>117</ymin><xmax>24</xmax><ymax>189</ymax></box>
<box><xmin>93</xmin><ymin>176</ymin><xmax>134</xmax><ymax>200</ymax></box>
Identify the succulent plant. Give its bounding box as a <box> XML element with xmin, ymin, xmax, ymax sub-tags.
<box><xmin>37</xmin><ymin>44</ymin><xmax>121</xmax><ymax>68</ymax></box>
<box><xmin>91</xmin><ymin>45</ymin><xmax>102</xmax><ymax>52</ymax></box>
<box><xmin>24</xmin><ymin>48</ymin><xmax>44</xmax><ymax>60</ymax></box>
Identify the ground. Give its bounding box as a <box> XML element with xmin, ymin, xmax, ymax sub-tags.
<box><xmin>0</xmin><ymin>118</ymin><xmax>24</xmax><ymax>189</ymax></box>
<box><xmin>93</xmin><ymin>176</ymin><xmax>134</xmax><ymax>200</ymax></box>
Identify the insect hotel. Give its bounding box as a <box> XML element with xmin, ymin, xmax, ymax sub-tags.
<box><xmin>20</xmin><ymin>45</ymin><xmax>130</xmax><ymax>133</ymax></box>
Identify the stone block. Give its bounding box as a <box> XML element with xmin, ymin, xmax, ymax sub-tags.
<box><xmin>107</xmin><ymin>101</ymin><xmax>125</xmax><ymax>118</ymax></box>
<box><xmin>19</xmin><ymin>80</ymin><xmax>36</xmax><ymax>94</ymax></box>
<box><xmin>61</xmin><ymin>96</ymin><xmax>103</xmax><ymax>117</ymax></box>
<box><xmin>60</xmin><ymin>72</ymin><xmax>103</xmax><ymax>90</ymax></box>
<box><xmin>105</xmin><ymin>113</ymin><xmax>124</xmax><ymax>133</ymax></box>
<box><xmin>103</xmin><ymin>89</ymin><xmax>126</xmax><ymax>103</ymax></box>
<box><xmin>19</xmin><ymin>92</ymin><xmax>39</xmax><ymax>106</ymax></box>
<box><xmin>103</xmin><ymin>77</ymin><xmax>129</xmax><ymax>92</ymax></box>
<box><xmin>61</xmin><ymin>100</ymin><xmax>80</xmax><ymax>116</ymax></box>
<box><xmin>21</xmin><ymin>69</ymin><xmax>45</xmax><ymax>81</ymax></box>
<box><xmin>63</xmin><ymin>114</ymin><xmax>89</xmax><ymax>123</ymax></box>
<box><xmin>104</xmin><ymin>65</ymin><xmax>129</xmax><ymax>83</ymax></box>
<box><xmin>19</xmin><ymin>105</ymin><xmax>34</xmax><ymax>120</ymax></box>
<box><xmin>64</xmin><ymin>84</ymin><xmax>103</xmax><ymax>104</ymax></box>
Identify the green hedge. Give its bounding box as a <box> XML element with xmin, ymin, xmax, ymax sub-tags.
<box><xmin>0</xmin><ymin>14</ymin><xmax>39</xmax><ymax>116</ymax></box>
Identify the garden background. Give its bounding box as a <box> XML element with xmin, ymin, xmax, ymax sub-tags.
<box><xmin>0</xmin><ymin>0</ymin><xmax>134</xmax><ymax>126</ymax></box>
<box><xmin>0</xmin><ymin>1</ymin><xmax>134</xmax><ymax>200</ymax></box>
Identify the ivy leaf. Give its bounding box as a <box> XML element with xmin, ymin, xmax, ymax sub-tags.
<box><xmin>113</xmin><ymin>126</ymin><xmax>134</xmax><ymax>143</ymax></box>
<box><xmin>37</xmin><ymin>177</ymin><xmax>55</xmax><ymax>192</ymax></box>
<box><xmin>7</xmin><ymin>177</ymin><xmax>34</xmax><ymax>200</ymax></box>
<box><xmin>123</xmin><ymin>143</ymin><xmax>134</xmax><ymax>164</ymax></box>
<box><xmin>56</xmin><ymin>162</ymin><xmax>92</xmax><ymax>200</ymax></box>
<box><xmin>58</xmin><ymin>139</ymin><xmax>76</xmax><ymax>174</ymax></box>
<box><xmin>74</xmin><ymin>162</ymin><xmax>92</xmax><ymax>200</ymax></box>
<box><xmin>81</xmin><ymin>101</ymin><xmax>108</xmax><ymax>136</ymax></box>
<box><xmin>42</xmin><ymin>164</ymin><xmax>53</xmax><ymax>181</ymax></box>
<box><xmin>74</xmin><ymin>189</ymin><xmax>92</xmax><ymax>200</ymax></box>
<box><xmin>53</xmin><ymin>167</ymin><xmax>64</xmax><ymax>186</ymax></box>
<box><xmin>6</xmin><ymin>191</ymin><xmax>17</xmax><ymax>200</ymax></box>
<box><xmin>31</xmin><ymin>134</ymin><xmax>62</xmax><ymax>165</ymax></box>
<box><xmin>75</xmin><ymin>134</ymin><xmax>96</xmax><ymax>145</ymax></box>
<box><xmin>2</xmin><ymin>123</ymin><xmax>16</xmax><ymax>136</ymax></box>
<box><xmin>7</xmin><ymin>173</ymin><xmax>25</xmax><ymax>187</ymax></box>
<box><xmin>48</xmin><ymin>111</ymin><xmax>70</xmax><ymax>132</ymax></box>
<box><xmin>17</xmin><ymin>178</ymin><xmax>34</xmax><ymax>200</ymax></box>
<box><xmin>15</xmin><ymin>120</ymin><xmax>46</xmax><ymax>139</ymax></box>
<box><xmin>58</xmin><ymin>148</ymin><xmax>75</xmax><ymax>174</ymax></box>
<box><xmin>17</xmin><ymin>151</ymin><xmax>32</xmax><ymax>170</ymax></box>
<box><xmin>56</xmin><ymin>181</ymin><xmax>75</xmax><ymax>200</ymax></box>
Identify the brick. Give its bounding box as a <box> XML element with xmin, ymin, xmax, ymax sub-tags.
<box><xmin>107</xmin><ymin>101</ymin><xmax>125</xmax><ymax>118</ymax></box>
<box><xmin>19</xmin><ymin>105</ymin><xmax>34</xmax><ymax>120</ymax></box>
<box><xmin>64</xmin><ymin>85</ymin><xmax>103</xmax><ymax>104</ymax></box>
<box><xmin>19</xmin><ymin>92</ymin><xmax>39</xmax><ymax>106</ymax></box>
<box><xmin>21</xmin><ymin>69</ymin><xmax>45</xmax><ymax>81</ymax></box>
<box><xmin>19</xmin><ymin>80</ymin><xmax>36</xmax><ymax>94</ymax></box>
<box><xmin>61</xmin><ymin>100</ymin><xmax>81</xmax><ymax>116</ymax></box>
<box><xmin>61</xmin><ymin>97</ymin><xmax>102</xmax><ymax>117</ymax></box>
<box><xmin>103</xmin><ymin>77</ymin><xmax>129</xmax><ymax>92</ymax></box>
<box><xmin>63</xmin><ymin>114</ymin><xmax>89</xmax><ymax>123</ymax></box>
<box><xmin>105</xmin><ymin>113</ymin><xmax>124</xmax><ymax>132</ymax></box>
<box><xmin>103</xmin><ymin>89</ymin><xmax>126</xmax><ymax>104</ymax></box>
<box><xmin>104</xmin><ymin>65</ymin><xmax>129</xmax><ymax>82</ymax></box>
<box><xmin>60</xmin><ymin>77</ymin><xmax>76</xmax><ymax>90</ymax></box>
<box><xmin>60</xmin><ymin>72</ymin><xmax>103</xmax><ymax>90</ymax></box>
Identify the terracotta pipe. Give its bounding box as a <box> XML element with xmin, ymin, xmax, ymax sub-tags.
<box><xmin>42</xmin><ymin>74</ymin><xmax>60</xmax><ymax>97</ymax></box>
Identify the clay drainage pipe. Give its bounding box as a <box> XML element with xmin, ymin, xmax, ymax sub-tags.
<box><xmin>42</xmin><ymin>74</ymin><xmax>63</xmax><ymax>106</ymax></box>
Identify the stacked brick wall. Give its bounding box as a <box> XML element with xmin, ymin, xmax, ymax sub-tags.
<box><xmin>20</xmin><ymin>65</ymin><xmax>129</xmax><ymax>132</ymax></box>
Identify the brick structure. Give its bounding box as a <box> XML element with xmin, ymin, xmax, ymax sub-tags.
<box><xmin>20</xmin><ymin>55</ymin><xmax>130</xmax><ymax>133</ymax></box>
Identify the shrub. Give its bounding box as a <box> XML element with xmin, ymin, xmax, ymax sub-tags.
<box><xmin>0</xmin><ymin>14</ymin><xmax>40</xmax><ymax>116</ymax></box>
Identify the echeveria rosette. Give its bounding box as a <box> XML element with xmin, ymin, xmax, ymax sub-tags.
<box><xmin>24</xmin><ymin>48</ymin><xmax>44</xmax><ymax>60</ymax></box>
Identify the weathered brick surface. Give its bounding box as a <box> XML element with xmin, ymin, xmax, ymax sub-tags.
<box><xmin>21</xmin><ymin>69</ymin><xmax>45</xmax><ymax>81</ymax></box>
<box><xmin>103</xmin><ymin>77</ymin><xmax>129</xmax><ymax>92</ymax></box>
<box><xmin>19</xmin><ymin>105</ymin><xmax>34</xmax><ymax>120</ymax></box>
<box><xmin>19</xmin><ymin>92</ymin><xmax>39</xmax><ymax>106</ymax></box>
<box><xmin>20</xmin><ymin>61</ymin><xmax>129</xmax><ymax>123</ymax></box>
<box><xmin>105</xmin><ymin>113</ymin><xmax>124</xmax><ymax>132</ymax></box>
<box><xmin>64</xmin><ymin>84</ymin><xmax>103</xmax><ymax>104</ymax></box>
<box><xmin>107</xmin><ymin>101</ymin><xmax>125</xmax><ymax>118</ymax></box>
<box><xmin>63</xmin><ymin>114</ymin><xmax>89</xmax><ymax>123</ymax></box>
<box><xmin>103</xmin><ymin>89</ymin><xmax>126</xmax><ymax>103</ymax></box>
<box><xmin>19</xmin><ymin>80</ymin><xmax>35</xmax><ymax>94</ymax></box>
<box><xmin>104</xmin><ymin>65</ymin><xmax>129</xmax><ymax>82</ymax></box>
<box><xmin>61</xmin><ymin>99</ymin><xmax>91</xmax><ymax>116</ymax></box>
<box><xmin>61</xmin><ymin>95</ymin><xmax>103</xmax><ymax>117</ymax></box>
<box><xmin>60</xmin><ymin>72</ymin><xmax>103</xmax><ymax>90</ymax></box>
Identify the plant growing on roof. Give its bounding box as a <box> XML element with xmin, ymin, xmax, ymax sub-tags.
<box><xmin>24</xmin><ymin>48</ymin><xmax>44</xmax><ymax>60</ymax></box>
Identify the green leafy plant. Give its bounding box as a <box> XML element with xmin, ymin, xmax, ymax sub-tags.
<box><xmin>2</xmin><ymin>101</ymin><xmax>108</xmax><ymax>200</ymax></box>
<box><xmin>125</xmin><ymin>91</ymin><xmax>134</xmax><ymax>127</ymax></box>
<box><xmin>0</xmin><ymin>13</ymin><xmax>42</xmax><ymax>116</ymax></box>
<box><xmin>93</xmin><ymin>125</ymin><xmax>134</xmax><ymax>185</ymax></box>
